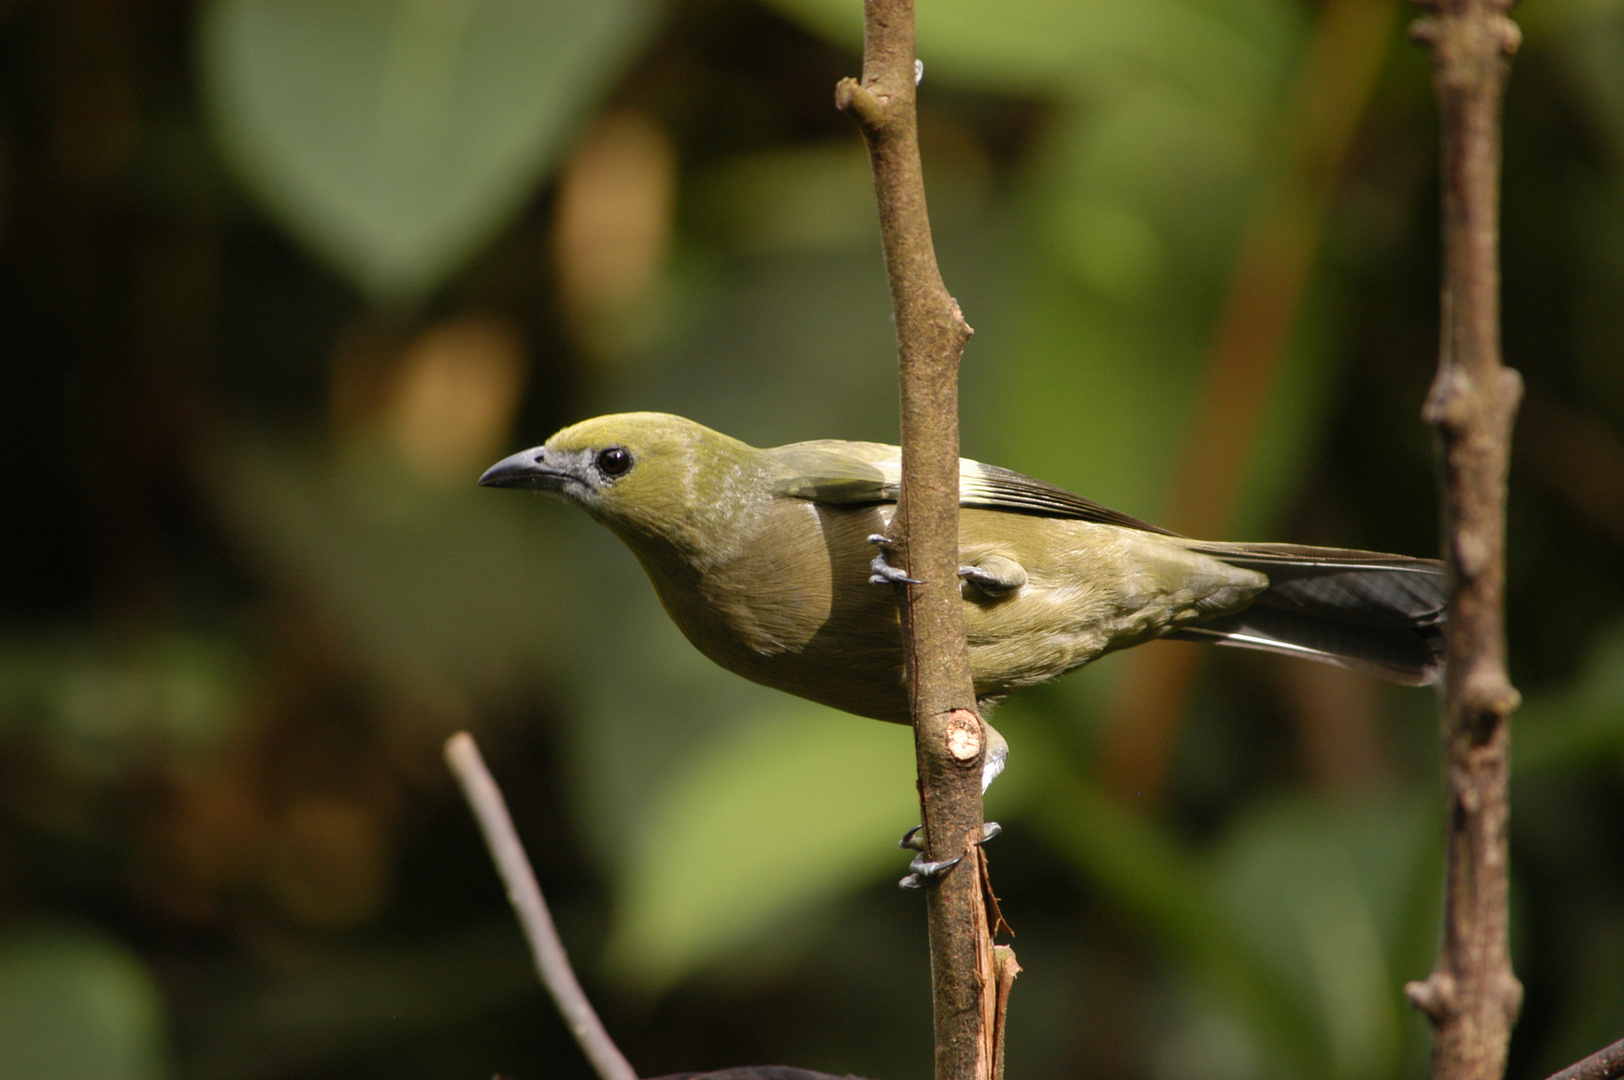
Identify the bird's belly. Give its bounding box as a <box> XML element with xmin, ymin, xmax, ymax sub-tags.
<box><xmin>641</xmin><ymin>502</ymin><xmax>916</xmax><ymax>724</ymax></box>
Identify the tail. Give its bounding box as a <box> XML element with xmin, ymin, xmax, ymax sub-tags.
<box><xmin>1167</xmin><ymin>543</ymin><xmax>1447</xmax><ymax>686</ymax></box>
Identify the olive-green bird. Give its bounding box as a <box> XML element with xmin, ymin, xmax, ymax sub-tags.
<box><xmin>480</xmin><ymin>412</ymin><xmax>1445</xmax><ymax>788</ymax></box>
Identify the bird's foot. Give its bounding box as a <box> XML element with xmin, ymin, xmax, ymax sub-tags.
<box><xmin>957</xmin><ymin>555</ymin><xmax>1027</xmax><ymax>595</ymax></box>
<box><xmin>867</xmin><ymin>534</ymin><xmax>922</xmax><ymax>586</ymax></box>
<box><xmin>898</xmin><ymin>821</ymin><xmax>1001</xmax><ymax>889</ymax></box>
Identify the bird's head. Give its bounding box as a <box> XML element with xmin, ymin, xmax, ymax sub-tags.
<box><xmin>479</xmin><ymin>412</ymin><xmax>763</xmax><ymax>556</ymax></box>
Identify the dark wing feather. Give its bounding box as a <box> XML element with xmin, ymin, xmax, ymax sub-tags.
<box><xmin>958</xmin><ymin>464</ymin><xmax>1179</xmax><ymax>534</ymax></box>
<box><xmin>1171</xmin><ymin>542</ymin><xmax>1448</xmax><ymax>684</ymax></box>
<box><xmin>1187</xmin><ymin>543</ymin><xmax>1447</xmax><ymax>626</ymax></box>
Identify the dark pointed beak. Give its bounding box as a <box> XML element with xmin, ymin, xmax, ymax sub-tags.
<box><xmin>479</xmin><ymin>447</ymin><xmax>568</xmax><ymax>490</ymax></box>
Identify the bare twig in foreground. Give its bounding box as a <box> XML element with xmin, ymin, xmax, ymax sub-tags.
<box><xmin>835</xmin><ymin>2</ymin><xmax>1003</xmax><ymax>1078</ymax></box>
<box><xmin>1405</xmin><ymin>2</ymin><xmax>1525</xmax><ymax>1078</ymax></box>
<box><xmin>444</xmin><ymin>732</ymin><xmax>638</xmax><ymax>1080</ymax></box>
<box><xmin>1545</xmin><ymin>1037</ymin><xmax>1624</xmax><ymax>1080</ymax></box>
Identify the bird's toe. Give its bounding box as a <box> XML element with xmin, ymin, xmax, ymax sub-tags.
<box><xmin>868</xmin><ymin>537</ymin><xmax>923</xmax><ymax>586</ymax></box>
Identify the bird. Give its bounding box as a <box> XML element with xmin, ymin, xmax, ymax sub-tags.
<box><xmin>480</xmin><ymin>412</ymin><xmax>1446</xmax><ymax>793</ymax></box>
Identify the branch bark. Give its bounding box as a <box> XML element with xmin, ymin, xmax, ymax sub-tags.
<box><xmin>1544</xmin><ymin>1037</ymin><xmax>1624</xmax><ymax>1080</ymax></box>
<box><xmin>835</xmin><ymin>4</ymin><xmax>1000</xmax><ymax>1078</ymax></box>
<box><xmin>1404</xmin><ymin>2</ymin><xmax>1525</xmax><ymax>1078</ymax></box>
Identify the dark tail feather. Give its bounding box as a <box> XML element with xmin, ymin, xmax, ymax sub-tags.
<box><xmin>1167</xmin><ymin>543</ymin><xmax>1448</xmax><ymax>685</ymax></box>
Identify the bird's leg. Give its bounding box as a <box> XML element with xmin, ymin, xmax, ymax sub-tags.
<box><xmin>869</xmin><ymin>541</ymin><xmax>1012</xmax><ymax>885</ymax></box>
<box><xmin>867</xmin><ymin>534</ymin><xmax>923</xmax><ymax>586</ymax></box>
<box><xmin>894</xmin><ymin>707</ymin><xmax>1010</xmax><ymax>887</ymax></box>
<box><xmin>899</xmin><ymin>822</ymin><xmax>1002</xmax><ymax>889</ymax></box>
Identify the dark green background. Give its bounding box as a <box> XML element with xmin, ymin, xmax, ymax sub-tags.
<box><xmin>2</xmin><ymin>1</ymin><xmax>1623</xmax><ymax>1078</ymax></box>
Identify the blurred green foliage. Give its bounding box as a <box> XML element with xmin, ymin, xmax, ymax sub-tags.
<box><xmin>2</xmin><ymin>1</ymin><xmax>1623</xmax><ymax>1078</ymax></box>
<box><xmin>199</xmin><ymin>0</ymin><xmax>660</xmax><ymax>302</ymax></box>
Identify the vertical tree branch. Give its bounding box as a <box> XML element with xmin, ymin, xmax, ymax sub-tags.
<box><xmin>835</xmin><ymin>3</ymin><xmax>995</xmax><ymax>1078</ymax></box>
<box><xmin>1405</xmin><ymin>2</ymin><xmax>1525</xmax><ymax>1078</ymax></box>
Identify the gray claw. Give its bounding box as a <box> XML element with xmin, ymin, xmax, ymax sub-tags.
<box><xmin>900</xmin><ymin>852</ymin><xmax>964</xmax><ymax>889</ymax></box>
<box><xmin>867</xmin><ymin>534</ymin><xmax>923</xmax><ymax>586</ymax></box>
<box><xmin>896</xmin><ymin>822</ymin><xmax>1002</xmax><ymax>888</ymax></box>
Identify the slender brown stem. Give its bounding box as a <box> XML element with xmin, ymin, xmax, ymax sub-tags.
<box><xmin>1404</xmin><ymin>2</ymin><xmax>1525</xmax><ymax>1078</ymax></box>
<box><xmin>836</xmin><ymin>3</ymin><xmax>1000</xmax><ymax>1077</ymax></box>
<box><xmin>1544</xmin><ymin>1037</ymin><xmax>1624</xmax><ymax>1080</ymax></box>
<box><xmin>444</xmin><ymin>732</ymin><xmax>639</xmax><ymax>1080</ymax></box>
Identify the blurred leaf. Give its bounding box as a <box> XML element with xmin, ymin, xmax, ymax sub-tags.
<box><xmin>0</xmin><ymin>923</ymin><xmax>169</xmax><ymax>1080</ymax></box>
<box><xmin>763</xmin><ymin>0</ymin><xmax>1299</xmax><ymax>113</ymax></box>
<box><xmin>0</xmin><ymin>635</ymin><xmax>242</xmax><ymax>774</ymax></box>
<box><xmin>1022</xmin><ymin>766</ymin><xmax>1329</xmax><ymax>1078</ymax></box>
<box><xmin>990</xmin><ymin>66</ymin><xmax>1349</xmax><ymax>540</ymax></box>
<box><xmin>1226</xmin><ymin>295</ymin><xmax>1341</xmax><ymax>540</ymax></box>
<box><xmin>198</xmin><ymin>432</ymin><xmax>567</xmax><ymax>704</ymax></box>
<box><xmin>988</xmin><ymin>90</ymin><xmax>1259</xmax><ymax>522</ymax></box>
<box><xmin>998</xmin><ymin>706</ymin><xmax>1323</xmax><ymax>1072</ymax></box>
<box><xmin>1515</xmin><ymin>622</ymin><xmax>1624</xmax><ymax>773</ymax></box>
<box><xmin>649</xmin><ymin>1065</ymin><xmax>876</xmax><ymax>1071</ymax></box>
<box><xmin>1212</xmin><ymin>794</ymin><xmax>1433</xmax><ymax>1080</ymax></box>
<box><xmin>689</xmin><ymin>142</ymin><xmax>882</xmax><ymax>256</ymax></box>
<box><xmin>603</xmin><ymin>703</ymin><xmax>927</xmax><ymax>991</ymax></box>
<box><xmin>1013</xmin><ymin>699</ymin><xmax>1435</xmax><ymax>1080</ymax></box>
<box><xmin>177</xmin><ymin>923</ymin><xmax>536</xmax><ymax>1078</ymax></box>
<box><xmin>689</xmin><ymin>139</ymin><xmax>992</xmax><ymax>257</ymax></box>
<box><xmin>199</xmin><ymin>0</ymin><xmax>659</xmax><ymax>302</ymax></box>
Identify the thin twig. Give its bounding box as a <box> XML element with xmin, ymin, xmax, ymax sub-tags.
<box><xmin>444</xmin><ymin>732</ymin><xmax>638</xmax><ymax>1080</ymax></box>
<box><xmin>1404</xmin><ymin>2</ymin><xmax>1525</xmax><ymax>1078</ymax></box>
<box><xmin>835</xmin><ymin>3</ymin><xmax>1001</xmax><ymax>1078</ymax></box>
<box><xmin>1545</xmin><ymin>1037</ymin><xmax>1624</xmax><ymax>1080</ymax></box>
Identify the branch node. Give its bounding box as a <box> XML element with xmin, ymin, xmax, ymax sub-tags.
<box><xmin>1422</xmin><ymin>364</ymin><xmax>1476</xmax><ymax>436</ymax></box>
<box><xmin>1499</xmin><ymin>972</ymin><xmax>1526</xmax><ymax>1021</ymax></box>
<box><xmin>834</xmin><ymin>76</ymin><xmax>886</xmax><ymax>130</ymax></box>
<box><xmin>1463</xmin><ymin>666</ymin><xmax>1522</xmax><ymax>728</ymax></box>
<box><xmin>950</xmin><ymin>298</ymin><xmax>975</xmax><ymax>340</ymax></box>
<box><xmin>1498</xmin><ymin>364</ymin><xmax>1526</xmax><ymax>409</ymax></box>
<box><xmin>1497</xmin><ymin>15</ymin><xmax>1522</xmax><ymax>55</ymax></box>
<box><xmin>1406</xmin><ymin>972</ymin><xmax>1458</xmax><ymax>1023</ymax></box>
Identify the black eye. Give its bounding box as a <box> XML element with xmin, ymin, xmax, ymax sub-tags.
<box><xmin>596</xmin><ymin>446</ymin><xmax>632</xmax><ymax>477</ymax></box>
